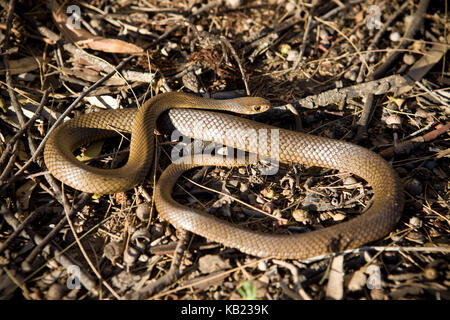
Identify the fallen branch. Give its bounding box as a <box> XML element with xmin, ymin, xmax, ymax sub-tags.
<box><xmin>273</xmin><ymin>74</ymin><xmax>408</xmax><ymax>112</ymax></box>
<box><xmin>379</xmin><ymin>122</ymin><xmax>450</xmax><ymax>158</ymax></box>
<box><xmin>126</xmin><ymin>230</ymin><xmax>191</xmax><ymax>299</ymax></box>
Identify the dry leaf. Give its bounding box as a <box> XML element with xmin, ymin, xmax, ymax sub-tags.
<box><xmin>76</xmin><ymin>140</ymin><xmax>104</xmax><ymax>162</ymax></box>
<box><xmin>51</xmin><ymin>0</ymin><xmax>93</xmax><ymax>43</ymax></box>
<box><xmin>16</xmin><ymin>180</ymin><xmax>38</xmax><ymax>210</ymax></box>
<box><xmin>180</xmin><ymin>271</ymin><xmax>228</xmax><ymax>291</ymax></box>
<box><xmin>83</xmin><ymin>38</ymin><xmax>144</xmax><ymax>54</ymax></box>
<box><xmin>198</xmin><ymin>254</ymin><xmax>231</xmax><ymax>274</ymax></box>
<box><xmin>0</xmin><ymin>57</ymin><xmax>42</xmax><ymax>75</ymax></box>
<box><xmin>325</xmin><ymin>255</ymin><xmax>344</xmax><ymax>300</ymax></box>
<box><xmin>51</xmin><ymin>0</ymin><xmax>143</xmax><ymax>54</ymax></box>
<box><xmin>85</xmin><ymin>95</ymin><xmax>120</xmax><ymax>109</ymax></box>
<box><xmin>347</xmin><ymin>270</ymin><xmax>367</xmax><ymax>291</ymax></box>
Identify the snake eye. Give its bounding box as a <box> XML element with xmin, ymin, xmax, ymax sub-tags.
<box><xmin>253</xmin><ymin>105</ymin><xmax>261</xmax><ymax>111</ymax></box>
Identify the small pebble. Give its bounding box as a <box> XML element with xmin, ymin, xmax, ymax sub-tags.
<box><xmin>248</xmin><ymin>193</ymin><xmax>257</xmax><ymax>205</ymax></box>
<box><xmin>262</xmin><ymin>202</ymin><xmax>274</xmax><ymax>214</ymax></box>
<box><xmin>198</xmin><ymin>254</ymin><xmax>230</xmax><ymax>274</ymax></box>
<box><xmin>47</xmin><ymin>283</ymin><xmax>66</xmax><ymax>300</ymax></box>
<box><xmin>286</xmin><ymin>49</ymin><xmax>299</xmax><ymax>62</ymax></box>
<box><xmin>123</xmin><ymin>247</ymin><xmax>139</xmax><ymax>266</ymax></box>
<box><xmin>385</xmin><ymin>114</ymin><xmax>402</xmax><ymax>127</ymax></box>
<box><xmin>319</xmin><ymin>29</ymin><xmax>329</xmax><ymax>41</ymax></box>
<box><xmin>257</xmin><ymin>261</ymin><xmax>267</xmax><ymax>271</ymax></box>
<box><xmin>17</xmin><ymin>73</ymin><xmax>36</xmax><ymax>82</ymax></box>
<box><xmin>406</xmin><ymin>231</ymin><xmax>426</xmax><ymax>244</ymax></box>
<box><xmin>261</xmin><ymin>187</ymin><xmax>276</xmax><ymax>199</ymax></box>
<box><xmin>131</xmin><ymin>228</ymin><xmax>151</xmax><ymax>251</ymax></box>
<box><xmin>415</xmin><ymin>108</ymin><xmax>430</xmax><ymax>118</ymax></box>
<box><xmin>423</xmin><ymin>267</ymin><xmax>439</xmax><ymax>280</ymax></box>
<box><xmin>136</xmin><ymin>203</ymin><xmax>151</xmax><ymax>221</ymax></box>
<box><xmin>347</xmin><ymin>270</ymin><xmax>367</xmax><ymax>292</ymax></box>
<box><xmin>403</xmin><ymin>54</ymin><xmax>415</xmax><ymax>65</ymax></box>
<box><xmin>228</xmin><ymin>179</ymin><xmax>239</xmax><ymax>188</ymax></box>
<box><xmin>258</xmin><ymin>274</ymin><xmax>270</xmax><ymax>284</ymax></box>
<box><xmin>409</xmin><ymin>216</ymin><xmax>422</xmax><ymax>228</ymax></box>
<box><xmin>332</xmin><ymin>213</ymin><xmax>346</xmax><ymax>221</ymax></box>
<box><xmin>330</xmin><ymin>198</ymin><xmax>339</xmax><ymax>207</ymax></box>
<box><xmin>256</xmin><ymin>195</ymin><xmax>266</xmax><ymax>204</ymax></box>
<box><xmin>150</xmin><ymin>223</ymin><xmax>164</xmax><ymax>238</ymax></box>
<box><xmin>285</xmin><ymin>2</ymin><xmax>295</xmax><ymax>12</ymax></box>
<box><xmin>191</xmin><ymin>6</ymin><xmax>199</xmax><ymax>14</ymax></box>
<box><xmin>404</xmin><ymin>15</ymin><xmax>414</xmax><ymax>30</ymax></box>
<box><xmin>104</xmin><ymin>241</ymin><xmax>123</xmax><ymax>263</ymax></box>
<box><xmin>240</xmin><ymin>182</ymin><xmax>249</xmax><ymax>193</ymax></box>
<box><xmin>344</xmin><ymin>70</ymin><xmax>357</xmax><ymax>81</ymax></box>
<box><xmin>390</xmin><ymin>233</ymin><xmax>402</xmax><ymax>242</ymax></box>
<box><xmin>355</xmin><ymin>28</ymin><xmax>365</xmax><ymax>40</ymax></box>
<box><xmin>405</xmin><ymin>178</ymin><xmax>423</xmax><ymax>196</ymax></box>
<box><xmin>90</xmin><ymin>19</ymin><xmax>100</xmax><ymax>29</ymax></box>
<box><xmin>292</xmin><ymin>209</ymin><xmax>312</xmax><ymax>224</ymax></box>
<box><xmin>64</xmin><ymin>289</ymin><xmax>79</xmax><ymax>300</ymax></box>
<box><xmin>343</xmin><ymin>176</ymin><xmax>358</xmax><ymax>188</ymax></box>
<box><xmin>225</xmin><ymin>0</ymin><xmax>241</xmax><ymax>9</ymax></box>
<box><xmin>425</xmin><ymin>161</ymin><xmax>436</xmax><ymax>170</ymax></box>
<box><xmin>390</xmin><ymin>32</ymin><xmax>401</xmax><ymax>42</ymax></box>
<box><xmin>370</xmin><ymin>288</ymin><xmax>385</xmax><ymax>300</ymax></box>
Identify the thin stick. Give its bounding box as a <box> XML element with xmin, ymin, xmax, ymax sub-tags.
<box><xmin>355</xmin><ymin>0</ymin><xmax>431</xmax><ymax>142</ymax></box>
<box><xmin>21</xmin><ymin>193</ymin><xmax>91</xmax><ymax>269</ymax></box>
<box><xmin>0</xmin><ymin>204</ymin><xmax>99</xmax><ymax>296</ymax></box>
<box><xmin>61</xmin><ymin>187</ymin><xmax>121</xmax><ymax>299</ymax></box>
<box><xmin>182</xmin><ymin>175</ymin><xmax>289</xmax><ymax>224</ymax></box>
<box><xmin>356</xmin><ymin>2</ymin><xmax>409</xmax><ymax>82</ymax></box>
<box><xmin>0</xmin><ymin>89</ymin><xmax>49</xmax><ymax>175</ymax></box>
<box><xmin>128</xmin><ymin>230</ymin><xmax>191</xmax><ymax>299</ymax></box>
<box><xmin>315</xmin><ymin>16</ymin><xmax>369</xmax><ymax>71</ymax></box>
<box><xmin>2</xmin><ymin>0</ymin><xmax>26</xmax><ymax>128</ymax></box>
<box><xmin>303</xmin><ymin>246</ymin><xmax>450</xmax><ymax>263</ymax></box>
<box><xmin>150</xmin><ymin>257</ymin><xmax>269</xmax><ymax>300</ymax></box>
<box><xmin>221</xmin><ymin>36</ymin><xmax>251</xmax><ymax>96</ymax></box>
<box><xmin>6</xmin><ymin>55</ymin><xmax>134</xmax><ymax>186</ymax></box>
<box><xmin>0</xmin><ymin>202</ymin><xmax>49</xmax><ymax>254</ymax></box>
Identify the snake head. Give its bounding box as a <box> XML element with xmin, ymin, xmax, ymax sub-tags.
<box><xmin>230</xmin><ymin>96</ymin><xmax>271</xmax><ymax>115</ymax></box>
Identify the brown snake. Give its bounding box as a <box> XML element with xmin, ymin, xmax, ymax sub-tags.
<box><xmin>44</xmin><ymin>92</ymin><xmax>404</xmax><ymax>259</ymax></box>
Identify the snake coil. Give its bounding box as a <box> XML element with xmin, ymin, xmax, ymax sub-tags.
<box><xmin>44</xmin><ymin>92</ymin><xmax>404</xmax><ymax>259</ymax></box>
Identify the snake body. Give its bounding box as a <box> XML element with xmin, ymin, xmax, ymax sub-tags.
<box><xmin>44</xmin><ymin>92</ymin><xmax>404</xmax><ymax>259</ymax></box>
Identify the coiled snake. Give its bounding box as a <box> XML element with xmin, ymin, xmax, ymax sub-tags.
<box><xmin>44</xmin><ymin>92</ymin><xmax>404</xmax><ymax>259</ymax></box>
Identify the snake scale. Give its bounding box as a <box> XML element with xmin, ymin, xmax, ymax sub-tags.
<box><xmin>44</xmin><ymin>92</ymin><xmax>404</xmax><ymax>259</ymax></box>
